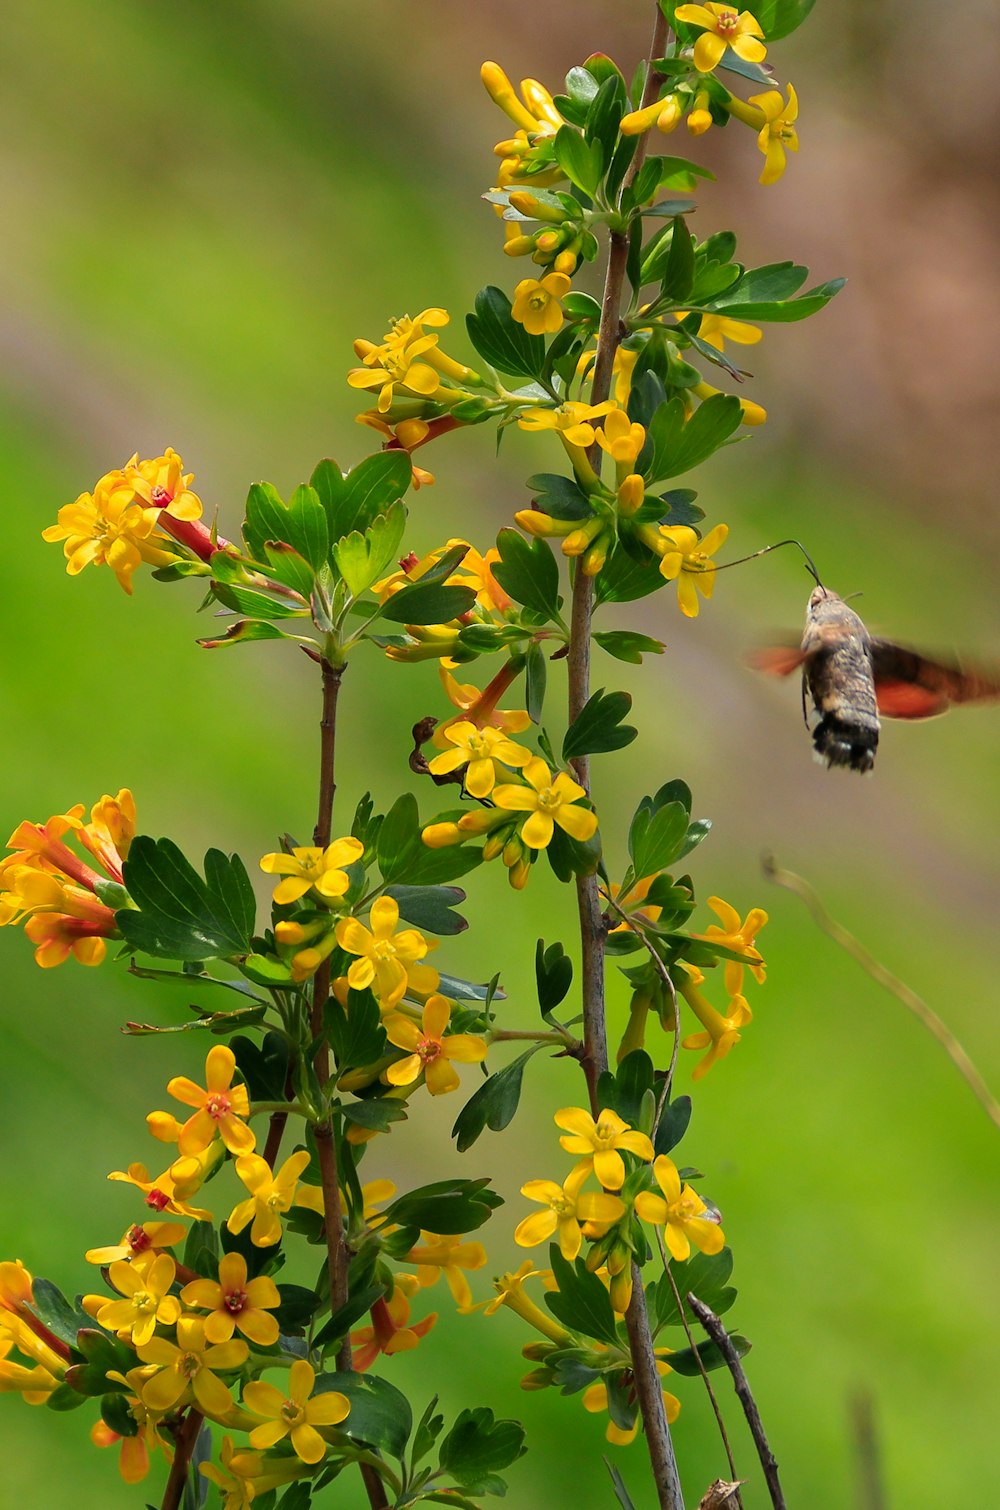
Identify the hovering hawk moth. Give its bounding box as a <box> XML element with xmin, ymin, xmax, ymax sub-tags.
<box><xmin>752</xmin><ymin>586</ymin><xmax>1000</xmax><ymax>773</ymax></box>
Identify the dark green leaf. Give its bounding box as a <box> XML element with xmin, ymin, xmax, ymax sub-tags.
<box><xmin>713</xmin><ymin>277</ymin><xmax>846</xmax><ymax>323</ymax></box>
<box><xmin>655</xmin><ymin>1095</ymin><xmax>692</xmax><ymax>1155</ymax></box>
<box><xmin>313</xmin><ymin>1284</ymin><xmax>386</xmax><ymax>1349</ymax></box>
<box><xmin>383</xmin><ymin>1179</ymin><xmax>502</xmax><ymax>1235</ymax></box>
<box><xmin>527</xmin><ymin>472</ymin><xmax>592</xmax><ymax>521</ymax></box>
<box><xmin>563</xmin><ymin>688</ymin><xmax>637</xmax><ymax>760</ymax></box>
<box><xmin>466</xmin><ymin>286</ymin><xmax>546</xmax><ymax>380</ymax></box>
<box><xmin>668</xmin><ymin>1332</ymin><xmax>751</xmax><ymax>1375</ymax></box>
<box><xmin>677</xmin><ymin>817</ymin><xmax>712</xmax><ymax>860</ymax></box>
<box><xmin>654</xmin><ymin>1247</ymin><xmax>737</xmax><ymax>1327</ymax></box>
<box><xmin>649</xmin><ymin>778</ymin><xmax>692</xmax><ymax>815</ymax></box>
<box><xmin>118</xmin><ymin>840</ymin><xmax>254</xmax><ymax>962</ymax></box>
<box><xmin>325</xmin><ymin>988</ymin><xmax>387</xmax><ymax>1071</ymax></box>
<box><xmin>594</xmin><ymin>546</ymin><xmax>665</xmax><ymax>605</ymax></box>
<box><xmin>438</xmin><ymin>1407</ymin><xmax>527</xmax><ymax>1486</ymax></box>
<box><xmin>452</xmin><ymin>1051</ymin><xmax>533</xmax><ymax>1152</ymax></box>
<box><xmin>328</xmin><ymin>452</ymin><xmax>412</xmax><ymax>540</ymax></box>
<box><xmin>231</xmin><ymin>1031</ymin><xmax>290</xmax><ymax>1101</ymax></box>
<box><xmin>564</xmin><ymin>66</ymin><xmax>601</xmax><ymax>106</ymax></box>
<box><xmin>585</xmin><ymin>75</ymin><xmax>625</xmax><ymax>162</ymax></box>
<box><xmin>593</xmin><ymin>630</ymin><xmax>665</xmax><ymax>664</ymax></box>
<box><xmin>553</xmin><ymin>125</ymin><xmax>604</xmax><ymax>197</ymax></box>
<box><xmin>30</xmin><ymin>1279</ymin><xmax>90</xmax><ymax>1348</ymax></box>
<box><xmin>315</xmin><ymin>1371</ymin><xmax>412</xmax><ymax>1461</ymax></box>
<box><xmin>341</xmin><ymin>1098</ymin><xmax>409</xmax><ymax>1132</ymax></box>
<box><xmin>599</xmin><ymin>1049</ymin><xmax>654</xmax><ymax>1126</ymax></box>
<box><xmin>275</xmin><ymin>1283</ymin><xmax>321</xmax><ymax>1334</ymax></box>
<box><xmin>525</xmin><ymin>640</ymin><xmax>547</xmax><ymax>723</ymax></box>
<box><xmin>628</xmin><ymin>800</ymin><xmax>689</xmax><ymax>877</ymax></box>
<box><xmin>545</xmin><ymin>820</ymin><xmax>601</xmax><ymax>883</ymax></box>
<box><xmin>535</xmin><ymin>938</ymin><xmax>573</xmax><ymax>1013</ymax></box>
<box><xmin>659</xmin><ymin>215</ymin><xmax>695</xmax><ymax>301</ymax></box>
<box><xmin>385</xmin><ymin>885</ymin><xmax>467</xmax><ymax>936</ymax></box>
<box><xmin>275</xmin><ymin>1485</ymin><xmax>312</xmax><ymax>1510</ymax></box>
<box><xmin>493</xmin><ymin>528</ymin><xmax>561</xmax><ymax>618</ymax></box>
<box><xmin>377</xmin><ymin>581</ymin><xmax>476</xmax><ymax>625</ymax></box>
<box><xmin>182</xmin><ymin>1220</ymin><xmax>219</xmax><ymax>1278</ymax></box>
<box><xmin>545</xmin><ymin>1247</ymin><xmax>619</xmax><ymax>1344</ymax></box>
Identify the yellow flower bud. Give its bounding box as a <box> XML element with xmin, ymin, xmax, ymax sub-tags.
<box><xmin>508</xmin><ymin>856</ymin><xmax>531</xmax><ymax>890</ymax></box>
<box><xmin>503</xmin><ymin>234</ymin><xmax>537</xmax><ymax>258</ymax></box>
<box><xmin>688</xmin><ymin>93</ymin><xmax>713</xmax><ymax>136</ymax></box>
<box><xmin>581</xmin><ymin>536</ymin><xmax>609</xmax><ymax>577</ymax></box>
<box><xmin>421</xmin><ymin>822</ymin><xmax>464</xmax><ymax>849</ymax></box>
<box><xmin>617</xmin><ymin>474</ymin><xmax>645</xmax><ymax>517</ymax></box>
<box><xmin>620</xmin><ymin>98</ymin><xmax>668</xmax><ymax>136</ymax></box>
<box><xmin>553</xmin><ymin>249</ymin><xmax>578</xmax><ymax>276</ymax></box>
<box><xmin>514</xmin><ymin>508</ymin><xmax>577</xmax><ymax>538</ymax></box>
<box><xmin>656</xmin><ymin>96</ymin><xmax>682</xmax><ymax>133</ymax></box>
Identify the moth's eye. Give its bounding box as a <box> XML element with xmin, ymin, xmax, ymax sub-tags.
<box><xmin>809</xmin><ymin>586</ymin><xmax>828</xmax><ymax>608</ymax></box>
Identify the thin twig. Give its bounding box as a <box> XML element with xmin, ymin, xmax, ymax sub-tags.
<box><xmin>763</xmin><ymin>855</ymin><xmax>1000</xmax><ymax>1132</ymax></box>
<box><xmin>602</xmin><ymin>893</ymin><xmax>681</xmax><ymax>1117</ymax></box>
<box><xmin>658</xmin><ymin>1240</ymin><xmax>741</xmax><ymax>1505</ymax></box>
<box><xmin>687</xmin><ymin>1295</ymin><xmax>787</xmax><ymax>1510</ymax></box>
<box><xmin>849</xmin><ymin>1389</ymin><xmax>887</xmax><ymax>1510</ymax></box>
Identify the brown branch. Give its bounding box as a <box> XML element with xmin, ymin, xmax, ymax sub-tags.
<box><xmin>687</xmin><ymin>1295</ymin><xmax>787</xmax><ymax>1510</ymax></box>
<box><xmin>763</xmin><ymin>855</ymin><xmax>1000</xmax><ymax>1132</ymax></box>
<box><xmin>661</xmin><ymin>1253</ymin><xmax>741</xmax><ymax>1505</ymax></box>
<box><xmin>850</xmin><ymin>1390</ymin><xmax>887</xmax><ymax>1510</ymax></box>
<box><xmin>159</xmin><ymin>1408</ymin><xmax>204</xmax><ymax>1510</ymax></box>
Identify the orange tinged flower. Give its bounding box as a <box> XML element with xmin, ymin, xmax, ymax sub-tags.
<box><xmin>166</xmin><ymin>1044</ymin><xmax>255</xmax><ymax>1157</ymax></box>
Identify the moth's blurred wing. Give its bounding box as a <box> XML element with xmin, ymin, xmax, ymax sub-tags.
<box><xmin>746</xmin><ymin>644</ymin><xmax>809</xmax><ymax>677</ymax></box>
<box><xmin>871</xmin><ymin>640</ymin><xmax>1000</xmax><ymax>720</ymax></box>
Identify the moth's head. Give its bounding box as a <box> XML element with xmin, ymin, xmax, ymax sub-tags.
<box><xmin>808</xmin><ymin>585</ymin><xmax>837</xmax><ymax>610</ymax></box>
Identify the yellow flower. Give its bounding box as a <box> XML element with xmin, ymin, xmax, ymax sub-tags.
<box><xmin>335</xmin><ymin>895</ymin><xmax>439</xmax><ymax>1010</ymax></box>
<box><xmin>259</xmin><ymin>836</ymin><xmax>363</xmax><ymax>906</ymax></box>
<box><xmin>125</xmin><ymin>449</ymin><xmax>204</xmax><ymax>521</ymax></box>
<box><xmin>88</xmin><ymin>1254</ymin><xmax>181</xmax><ymax>1347</ymax></box>
<box><xmin>515</xmin><ymin>1160</ymin><xmax>625</xmax><ymax>1261</ymax></box>
<box><xmin>0</xmin><ymin>1338</ymin><xmax>61</xmax><ymax>1404</ymax></box>
<box><xmin>166</xmin><ymin>1044</ymin><xmax>255</xmax><ymax>1158</ymax></box>
<box><xmin>432</xmin><ymin>666</ymin><xmax>531</xmax><ymax>748</ymax></box>
<box><xmin>351</xmin><ymin>1286</ymin><xmax>437</xmax><ymax>1371</ymax></box>
<box><xmin>678</xmin><ymin>974</ymin><xmax>753</xmax><ymax>1080</ymax></box>
<box><xmin>596</xmin><ymin>409</ymin><xmax>646</xmax><ymax>469</ymax></box>
<box><xmin>692</xmin><ymin>379</ymin><xmax>766</xmax><ymax>426</ymax></box>
<box><xmin>107</xmin><ymin>1155</ymin><xmax>216</xmax><ymax>1222</ymax></box>
<box><xmin>518</xmin><ymin>399</ymin><xmax>617</xmax><ymax>449</ymax></box>
<box><xmin>682</xmin><ymin>313</ymin><xmax>762</xmax><ymax>351</ymax></box>
<box><xmin>553</xmin><ymin>1107</ymin><xmax>654</xmax><ymax>1191</ymax></box>
<box><xmin>85</xmin><ymin>1220</ymin><xmax>186</xmax><ymax>1267</ymax></box>
<box><xmin>675</xmin><ymin>4</ymin><xmax>766</xmax><ymax>73</ymax></box>
<box><xmin>656</xmin><ymin>523</ymin><xmax>729</xmax><ymax>617</ymax></box>
<box><xmin>42</xmin><ymin>469</ymin><xmax>177</xmax><ymax>594</ymax></box>
<box><xmin>481</xmin><ymin>63</ymin><xmax>563</xmax><ymax>136</ymax></box>
<box><xmin>427</xmin><ymin>721</ymin><xmax>533</xmax><ymax>798</ymax></box>
<box><xmin>511</xmin><ymin>272</ymin><xmax>572</xmax><ymax>336</ymax></box>
<box><xmin>180</xmin><ymin>1251</ymin><xmax>282</xmax><ymax>1346</ymax></box>
<box><xmin>750</xmin><ymin>83</ymin><xmax>799</xmax><ymax>185</ymax></box>
<box><xmin>200</xmin><ymin>1437</ymin><xmax>269</xmax><ymax>1508</ymax></box>
<box><xmin>244</xmin><ymin>1359</ymin><xmax>350</xmax><ymax>1461</ymax></box>
<box><xmin>694</xmin><ymin>896</ymin><xmax>768</xmax><ymax>995</ymax></box>
<box><xmin>608</xmin><ymin>875</ymin><xmax>663</xmax><ymax>934</ymax></box>
<box><xmin>89</xmin><ymin>1369</ymin><xmax>172</xmax><ymax>1484</ymax></box>
<box><xmin>228</xmin><ymin>1150</ymin><xmax>312</xmax><ymax>1247</ymax></box>
<box><xmin>634</xmin><ymin>1154</ymin><xmax>726</xmax><ymax>1261</ymax></box>
<box><xmin>492</xmin><ymin>758</ymin><xmax>597</xmax><ymax>851</ymax></box>
<box><xmin>382</xmin><ymin>993</ymin><xmax>488</xmax><ymax>1096</ymax></box>
<box><xmin>620</xmin><ymin>95</ymin><xmax>683</xmax><ymax>136</ymax></box>
<box><xmin>405</xmin><ymin>1232</ymin><xmax>487</xmax><ymax>1310</ymax></box>
<box><xmin>138</xmin><ymin>1314</ymin><xmax>248</xmax><ymax>1416</ymax></box>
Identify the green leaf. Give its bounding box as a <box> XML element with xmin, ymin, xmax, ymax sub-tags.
<box><xmin>118</xmin><ymin>839</ymin><xmax>255</xmax><ymax>962</ymax></box>
<box><xmin>628</xmin><ymin>800</ymin><xmax>689</xmax><ymax>878</ymax></box>
<box><xmin>467</xmin><ymin>286</ymin><xmax>546</xmax><ymax>380</ymax></box>
<box><xmin>197</xmin><ymin>619</ymin><xmax>300</xmax><ymax>651</ymax></box>
<box><xmin>384</xmin><ymin>884</ymin><xmax>467</xmax><ymax>936</ymax></box>
<box><xmin>545</xmin><ymin>1246</ymin><xmax>619</xmax><ymax>1344</ymax></box>
<box><xmin>655</xmin><ymin>1095</ymin><xmax>692</xmax><ymax>1154</ymax></box>
<box><xmin>212</xmin><ymin>583</ymin><xmax>308</xmax><ymax>620</ymax></box>
<box><xmin>315</xmin><ymin>1371</ymin><xmax>412</xmax><ymax>1460</ymax></box>
<box><xmin>452</xmin><ymin>1050</ymin><xmax>533</xmax><ymax>1152</ymax></box>
<box><xmin>231</xmin><ymin>1030</ymin><xmax>290</xmax><ymax>1101</ymax></box>
<box><xmin>594</xmin><ymin>547</ymin><xmax>665</xmax><ymax>605</ymax></box>
<box><xmin>341</xmin><ymin>1098</ymin><xmax>409</xmax><ymax>1132</ymax></box>
<box><xmin>438</xmin><ymin>1407</ymin><xmax>527</xmax><ymax>1487</ymax></box>
<box><xmin>30</xmin><ymin>1279</ymin><xmax>90</xmax><ymax>1348</ymax></box>
<box><xmin>325</xmin><ymin>988</ymin><xmax>386</xmax><ymax>1070</ymax></box>
<box><xmin>377</xmin><ymin>582</ymin><xmax>476</xmax><ymax>625</ymax></box>
<box><xmin>605</xmin><ymin>1460</ymin><xmax>639</xmax><ymax>1510</ymax></box>
<box><xmin>593</xmin><ymin>630</ymin><xmax>664</xmax><ymax>664</ymax></box>
<box><xmin>713</xmin><ymin>277</ymin><xmax>846</xmax><ymax>323</ymax></box>
<box><xmin>262</xmin><ymin>542</ymin><xmax>315</xmax><ymax>599</ymax></box>
<box><xmin>713</xmin><ymin>260</ymin><xmax>808</xmax><ymax>304</ymax></box>
<box><xmin>243</xmin><ymin>481</ymin><xmax>289</xmax><ymax>561</ymax></box>
<box><xmin>525</xmin><ymin>640</ymin><xmax>547</xmax><ymax>723</ymax></box>
<box><xmin>677</xmin><ymin>816</ymin><xmax>712</xmax><ymax>860</ymax></box>
<box><xmin>182</xmin><ymin>1220</ymin><xmax>219</xmax><ymax>1278</ymax></box>
<box><xmin>383</xmin><ymin>1179</ymin><xmax>502</xmax><ymax>1235</ymax></box>
<box><xmin>411</xmin><ymin>1395</ymin><xmax>445</xmax><ymax>1470</ymax></box>
<box><xmin>585</xmin><ymin>75</ymin><xmax>625</xmax><ymax>162</ymax></box>
<box><xmin>563</xmin><ymin>688</ymin><xmax>637</xmax><ymax>760</ymax></box>
<box><xmin>527</xmin><ymin>472</ymin><xmax>591</xmax><ymax>521</ymax></box>
<box><xmin>328</xmin><ymin>452</ymin><xmax>412</xmax><ymax>541</ymax></box>
<box><xmin>654</xmin><ymin>1247</ymin><xmax>737</xmax><ymax>1327</ymax></box>
<box><xmin>309</xmin><ymin>458</ymin><xmax>347</xmax><ymax>527</ymax></box>
<box><xmin>493</xmin><ymin>527</ymin><xmax>561</xmax><ymax>618</ymax></box>
<box><xmin>535</xmin><ymin>938</ymin><xmax>573</xmax><ymax>1013</ymax></box>
<box><xmin>564</xmin><ymin>65</ymin><xmax>601</xmax><ymax>106</ymax></box>
<box><xmin>659</xmin><ymin>215</ymin><xmax>695</xmax><ymax>301</ymax></box>
<box><xmin>649</xmin><ymin>393</ymin><xmax>743</xmax><ymax>482</ymax></box>
<box><xmin>312</xmin><ymin>1284</ymin><xmax>386</xmax><ymax>1350</ymax></box>
<box><xmin>553</xmin><ymin>125</ymin><xmax>604</xmax><ymax>197</ymax></box>
<box><xmin>287</xmin><ymin>484</ymin><xmax>330</xmax><ymax>570</ymax></box>
<box><xmin>376</xmin><ymin>792</ymin><xmax>421</xmax><ymax>885</ymax></box>
<box><xmin>667</xmin><ymin>1333</ymin><xmax>751</xmax><ymax>1376</ymax></box>
<box><xmin>332</xmin><ymin>500</ymin><xmax>406</xmax><ymax>597</ymax></box>
<box><xmin>602</xmin><ymin>1049</ymin><xmax>654</xmax><ymax>1126</ymax></box>
<box><xmin>751</xmin><ymin>0</ymin><xmax>816</xmax><ymax>39</ymax></box>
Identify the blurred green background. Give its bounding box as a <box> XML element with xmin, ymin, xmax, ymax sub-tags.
<box><xmin>2</xmin><ymin>1</ymin><xmax>998</xmax><ymax>1506</ymax></box>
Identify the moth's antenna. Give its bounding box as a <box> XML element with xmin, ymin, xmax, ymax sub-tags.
<box><xmin>705</xmin><ymin>539</ymin><xmax>823</xmax><ymax>586</ymax></box>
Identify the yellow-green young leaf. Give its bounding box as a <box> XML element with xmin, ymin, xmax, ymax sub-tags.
<box><xmin>197</xmin><ymin>620</ymin><xmax>305</xmax><ymax>650</ymax></box>
<box><xmin>332</xmin><ymin>500</ymin><xmax>406</xmax><ymax>596</ymax></box>
<box><xmin>553</xmin><ymin>124</ymin><xmax>604</xmax><ymax>197</ymax></box>
<box><xmin>326</xmin><ymin>451</ymin><xmax>412</xmax><ymax>541</ymax></box>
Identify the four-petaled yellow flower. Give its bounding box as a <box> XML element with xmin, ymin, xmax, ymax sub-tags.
<box><xmin>634</xmin><ymin>1154</ymin><xmax>726</xmax><ymax>1261</ymax></box>
<box><xmin>85</xmin><ymin>1220</ymin><xmax>186</xmax><ymax>1267</ymax></box>
<box><xmin>138</xmin><ymin>1314</ymin><xmax>248</xmax><ymax>1416</ymax></box>
<box><xmin>656</xmin><ymin>523</ymin><xmax>729</xmax><ymax>617</ymax></box>
<box><xmin>244</xmin><ymin>1360</ymin><xmax>350</xmax><ymax>1465</ymax></box>
<box><xmin>750</xmin><ymin>83</ymin><xmax>799</xmax><ymax>185</ymax></box>
<box><xmin>88</xmin><ymin>1254</ymin><xmax>181</xmax><ymax>1347</ymax></box>
<box><xmin>382</xmin><ymin>993</ymin><xmax>488</xmax><ymax>1096</ymax></box>
<box><xmin>675</xmin><ymin>4</ymin><xmax>766</xmax><ymax>73</ymax></box>
<box><xmin>695</xmin><ymin>896</ymin><xmax>768</xmax><ymax>995</ymax></box>
<box><xmin>427</xmin><ymin>721</ymin><xmax>533</xmax><ymax>798</ymax></box>
<box><xmin>259</xmin><ymin>837</ymin><xmax>364</xmax><ymax>906</ymax></box>
<box><xmin>166</xmin><ymin>1044</ymin><xmax>256</xmax><ymax>1158</ymax></box>
<box><xmin>335</xmin><ymin>896</ymin><xmax>438</xmax><ymax>1010</ymax></box>
<box><xmin>511</xmin><ymin>272</ymin><xmax>572</xmax><ymax>336</ymax></box>
<box><xmin>515</xmin><ymin>1159</ymin><xmax>625</xmax><ymax>1260</ymax></box>
<box><xmin>553</xmin><ymin>1107</ymin><xmax>654</xmax><ymax>1191</ymax></box>
<box><xmin>492</xmin><ymin>758</ymin><xmax>597</xmax><ymax>851</ymax></box>
<box><xmin>228</xmin><ymin>1149</ymin><xmax>312</xmax><ymax>1247</ymax></box>
<box><xmin>518</xmin><ymin>400</ymin><xmax>617</xmax><ymax>449</ymax></box>
<box><xmin>405</xmin><ymin>1232</ymin><xmax>488</xmax><ymax>1310</ymax></box>
<box><xmin>180</xmin><ymin>1251</ymin><xmax>282</xmax><ymax>1346</ymax></box>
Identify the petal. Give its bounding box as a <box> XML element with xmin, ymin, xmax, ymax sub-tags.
<box><xmin>554</xmin><ymin>1107</ymin><xmax>596</xmax><ymax>1138</ymax></box>
<box><xmin>554</xmin><ymin>804</ymin><xmax>598</xmax><ymax>842</ymax></box>
<box><xmin>693</xmin><ymin>32</ymin><xmax>726</xmax><ymax>71</ymax></box>
<box><xmin>383</xmin><ymin>1015</ymin><xmax>422</xmax><ymax>1051</ymax></box>
<box><xmin>634</xmin><ymin>1193</ymin><xmax>668</xmax><ymax>1225</ymax></box>
<box><xmin>143</xmin><ymin>1368</ymin><xmax>188</xmax><ymax>1413</ymax></box>
<box><xmin>593</xmin><ymin>1149</ymin><xmax>626</xmax><ymax>1189</ymax></box>
<box><xmin>578</xmin><ymin>1193</ymin><xmax>626</xmax><ymax>1223</ymax></box>
<box><xmin>492</xmin><ymin>784</ymin><xmax>537</xmax><ymax>814</ymax></box>
<box><xmin>179</xmin><ymin>1278</ymin><xmax>221</xmax><ymax>1310</ymax></box>
<box><xmin>733</xmin><ymin>35</ymin><xmax>767</xmax><ymax>62</ymax></box>
<box><xmin>249</xmin><ymin>1420</ymin><xmax>289</xmax><ymax>1450</ymax></box>
<box><xmin>192</xmin><ymin>1368</ymin><xmax>234</xmax><ymax>1416</ymax></box>
<box><xmin>653</xmin><ymin>1156</ymin><xmax>682</xmax><ymax>1203</ymax></box>
<box><xmin>520</xmin><ymin>810</ymin><xmax>554</xmax><ymax>849</ymax></box>
<box><xmin>238</xmin><ymin>1309</ymin><xmax>280</xmax><ymax>1346</ymax></box>
<box><xmin>665</xmin><ymin>1223</ymin><xmax>692</xmax><ymax>1262</ymax></box>
<box><xmin>369</xmin><ymin>896</ymin><xmax>400</xmax><ymax>937</ymax></box>
<box><xmin>308</xmin><ymin>1391</ymin><xmax>351</xmax><ymax>1426</ymax></box>
<box><xmin>464</xmin><ymin>758</ymin><xmax>495</xmax><ymax>799</ymax></box>
<box><xmin>557</xmin><ymin>1217</ymin><xmax>583</xmax><ymax>1261</ymax></box>
<box><xmin>425</xmin><ymin>1057</ymin><xmax>460</xmax><ymax>1095</ymax></box>
<box><xmin>205</xmin><ymin>1045</ymin><xmax>236</xmax><ymax>1093</ymax></box>
<box><xmin>166</xmin><ymin>1076</ymin><xmax>206</xmax><ymax>1111</ymax></box>
<box><xmin>289</xmin><ymin>1359</ymin><xmax>317</xmax><ymax>1403</ymax></box>
<box><xmin>688</xmin><ymin>1218</ymin><xmax>726</xmax><ymax>1255</ymax></box>
<box><xmin>514</xmin><ymin>1210</ymin><xmax>558</xmax><ymax>1248</ymax></box>
<box><xmin>550</xmin><ymin>771</ymin><xmax>586</xmax><ymax>804</ymax></box>
<box><xmin>617</xmin><ymin>1130</ymin><xmax>655</xmax><ymax>1161</ymax></box>
<box><xmin>422</xmin><ymin>994</ymin><xmax>451</xmax><ymax>1039</ymax></box>
<box><xmin>386</xmin><ymin>1053</ymin><xmax>422</xmax><ymax>1086</ymax></box>
<box><xmin>243</xmin><ymin>1380</ymin><xmax>287</xmax><ymax>1418</ymax></box>
<box><xmin>520</xmin><ymin>1179</ymin><xmax>565</xmax><ymax>1205</ymax></box>
<box><xmin>218</xmin><ymin>1252</ymin><xmax>249</xmax><ymax>1291</ymax></box>
<box><xmin>337</xmin><ymin>918</ymin><xmax>374</xmax><ymax>956</ymax></box>
<box><xmin>443</xmin><ymin>1033</ymin><xmax>488</xmax><ymax>1064</ymax></box>
<box><xmin>290</xmin><ymin>1422</ymin><xmax>328</xmax><ymax>1465</ymax></box>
